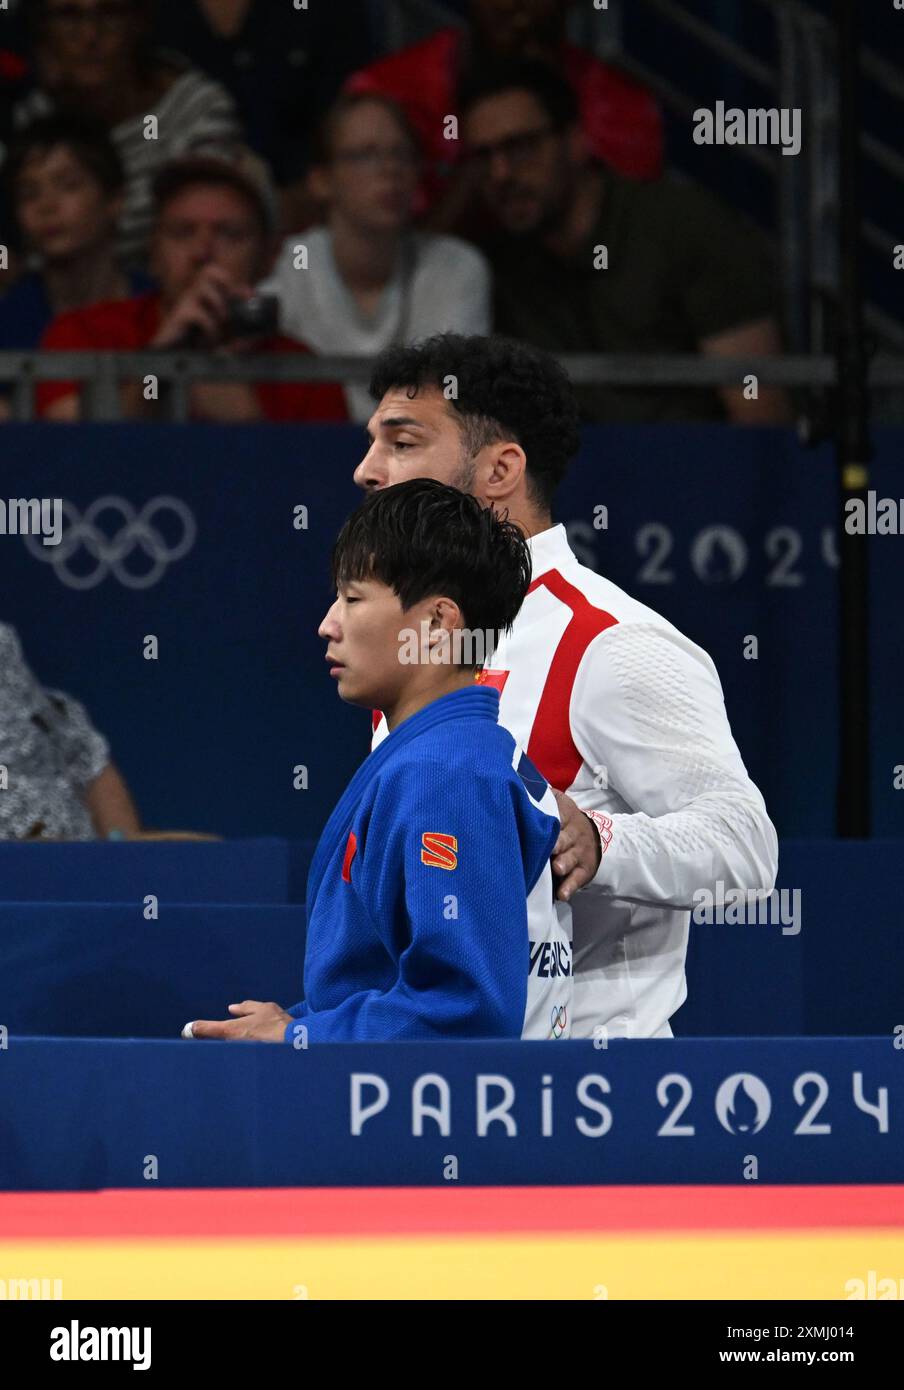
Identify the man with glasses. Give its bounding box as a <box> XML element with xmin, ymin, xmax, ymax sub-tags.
<box><xmin>345</xmin><ymin>0</ymin><xmax>662</xmax><ymax>230</ymax></box>
<box><xmin>460</xmin><ymin>61</ymin><xmax>792</xmax><ymax>425</ymax></box>
<box><xmin>260</xmin><ymin>93</ymin><xmax>491</xmax><ymax>421</ymax></box>
<box><xmin>12</xmin><ymin>0</ymin><xmax>241</xmax><ymax>266</ymax></box>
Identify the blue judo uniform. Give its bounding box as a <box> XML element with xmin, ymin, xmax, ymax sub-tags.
<box><xmin>285</xmin><ymin>685</ymin><xmax>573</xmax><ymax>1042</ymax></box>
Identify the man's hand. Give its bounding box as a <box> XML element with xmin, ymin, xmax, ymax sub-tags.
<box><xmin>550</xmin><ymin>790</ymin><xmax>602</xmax><ymax>901</ymax></box>
<box><xmin>186</xmin><ymin>1000</ymin><xmax>292</xmax><ymax>1042</ymax></box>
<box><xmin>150</xmin><ymin>264</ymin><xmax>252</xmax><ymax>350</ymax></box>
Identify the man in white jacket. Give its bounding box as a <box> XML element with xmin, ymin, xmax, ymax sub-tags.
<box><xmin>357</xmin><ymin>333</ymin><xmax>778</xmax><ymax>1039</ymax></box>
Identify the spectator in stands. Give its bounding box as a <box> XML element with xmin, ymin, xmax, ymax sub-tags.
<box><xmin>150</xmin><ymin>0</ymin><xmax>374</xmax><ymax>233</ymax></box>
<box><xmin>0</xmin><ymin>118</ymin><xmax>152</xmax><ymax>361</ymax></box>
<box><xmin>0</xmin><ymin>7</ymin><xmax>32</xmax><ymax>286</ymax></box>
<box><xmin>344</xmin><ymin>0</ymin><xmax>662</xmax><ymax>231</ymax></box>
<box><xmin>38</xmin><ymin>153</ymin><xmax>347</xmax><ymax>422</ymax></box>
<box><xmin>0</xmin><ymin>623</ymin><xmax>141</xmax><ymax>841</ymax></box>
<box><xmin>13</xmin><ymin>0</ymin><xmax>242</xmax><ymax>267</ymax></box>
<box><xmin>460</xmin><ymin>62</ymin><xmax>792</xmax><ymax>424</ymax></box>
<box><xmin>260</xmin><ymin>93</ymin><xmax>491</xmax><ymax>422</ymax></box>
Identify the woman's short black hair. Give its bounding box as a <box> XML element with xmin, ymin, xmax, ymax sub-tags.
<box><xmin>369</xmin><ymin>333</ymin><xmax>581</xmax><ymax>511</ymax></box>
<box><xmin>5</xmin><ymin>115</ymin><xmax>125</xmax><ymax>201</ymax></box>
<box><xmin>331</xmin><ymin>479</ymin><xmax>532</xmax><ymax>669</ymax></box>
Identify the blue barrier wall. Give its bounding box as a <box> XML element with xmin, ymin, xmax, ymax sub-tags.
<box><xmin>0</xmin><ymin>901</ymin><xmax>306</xmax><ymax>1039</ymax></box>
<box><xmin>0</xmin><ymin>1036</ymin><xmax>899</xmax><ymax>1190</ymax></box>
<box><xmin>0</xmin><ymin>839</ymin><xmax>898</xmax><ymax>1038</ymax></box>
<box><xmin>2</xmin><ymin>423</ymin><xmax>902</xmax><ymax>841</ymax></box>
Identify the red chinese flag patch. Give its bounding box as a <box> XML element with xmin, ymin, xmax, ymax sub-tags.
<box><xmin>475</xmin><ymin>669</ymin><xmax>509</xmax><ymax>694</ymax></box>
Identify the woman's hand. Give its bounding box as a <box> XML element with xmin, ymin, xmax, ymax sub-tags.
<box><xmin>185</xmin><ymin>1000</ymin><xmax>293</xmax><ymax>1042</ymax></box>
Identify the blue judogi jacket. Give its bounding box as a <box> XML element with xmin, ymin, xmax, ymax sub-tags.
<box><xmin>284</xmin><ymin>686</ymin><xmax>560</xmax><ymax>1041</ymax></box>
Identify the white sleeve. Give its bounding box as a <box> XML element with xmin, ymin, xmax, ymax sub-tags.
<box><xmin>420</xmin><ymin>241</ymin><xmax>492</xmax><ymax>336</ymax></box>
<box><xmin>569</xmin><ymin>622</ymin><xmax>778</xmax><ymax>910</ymax></box>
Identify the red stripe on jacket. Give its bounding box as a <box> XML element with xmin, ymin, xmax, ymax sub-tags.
<box><xmin>525</xmin><ymin>569</ymin><xmax>618</xmax><ymax>790</ymax></box>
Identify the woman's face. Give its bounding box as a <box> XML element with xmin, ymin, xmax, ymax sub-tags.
<box><xmin>39</xmin><ymin>0</ymin><xmax>141</xmax><ymax>92</ymax></box>
<box><xmin>319</xmin><ymin>102</ymin><xmax>419</xmax><ymax>234</ymax></box>
<box><xmin>16</xmin><ymin>145</ymin><xmax>119</xmax><ymax>261</ymax></box>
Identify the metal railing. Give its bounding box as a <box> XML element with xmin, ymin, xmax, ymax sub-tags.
<box><xmin>3</xmin><ymin>350</ymin><xmax>904</xmax><ymax>422</ymax></box>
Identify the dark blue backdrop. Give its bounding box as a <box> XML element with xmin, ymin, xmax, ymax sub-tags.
<box><xmin>1</xmin><ymin>1036</ymin><xmax>900</xmax><ymax>1190</ymax></box>
<box><xmin>0</xmin><ymin>837</ymin><xmax>899</xmax><ymax>1038</ymax></box>
<box><xmin>2</xmin><ymin>422</ymin><xmax>902</xmax><ymax>841</ymax></box>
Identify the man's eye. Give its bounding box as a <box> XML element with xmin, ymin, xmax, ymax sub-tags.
<box><xmin>394</xmin><ymin>441</ymin><xmax>414</xmax><ymax>451</ymax></box>
<box><xmin>345</xmin><ymin>596</ymin><xmax>360</xmax><ymax>604</ymax></box>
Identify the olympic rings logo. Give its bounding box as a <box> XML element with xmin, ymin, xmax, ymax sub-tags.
<box><xmin>549</xmin><ymin>1005</ymin><xmax>567</xmax><ymax>1039</ymax></box>
<box><xmin>23</xmin><ymin>496</ymin><xmax>197</xmax><ymax>590</ymax></box>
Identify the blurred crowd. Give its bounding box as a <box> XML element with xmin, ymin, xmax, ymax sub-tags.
<box><xmin>0</xmin><ymin>0</ymin><xmax>792</xmax><ymax>425</ymax></box>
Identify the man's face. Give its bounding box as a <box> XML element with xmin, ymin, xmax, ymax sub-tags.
<box><xmin>356</xmin><ymin>386</ymin><xmax>480</xmax><ymax>494</ymax></box>
<box><xmin>15</xmin><ymin>145</ymin><xmax>118</xmax><ymax>260</ymax></box>
<box><xmin>463</xmin><ymin>89</ymin><xmax>573</xmax><ymax>234</ymax></box>
<box><xmin>40</xmin><ymin>0</ymin><xmax>140</xmax><ymax>91</ymax></box>
<box><xmin>151</xmin><ymin>185</ymin><xmax>264</xmax><ymax>302</ymax></box>
<box><xmin>470</xmin><ymin>0</ymin><xmax>568</xmax><ymax>55</ymax></box>
<box><xmin>319</xmin><ymin>101</ymin><xmax>419</xmax><ymax>234</ymax></box>
<box><xmin>318</xmin><ymin>577</ymin><xmax>437</xmax><ymax>712</ymax></box>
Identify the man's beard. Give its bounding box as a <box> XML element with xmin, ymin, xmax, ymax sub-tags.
<box><xmin>496</xmin><ymin>181</ymin><xmax>569</xmax><ymax>239</ymax></box>
<box><xmin>451</xmin><ymin>455</ymin><xmax>478</xmax><ymax>494</ymax></box>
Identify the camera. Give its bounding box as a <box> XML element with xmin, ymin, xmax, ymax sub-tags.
<box><xmin>224</xmin><ymin>293</ymin><xmax>279</xmax><ymax>340</ymax></box>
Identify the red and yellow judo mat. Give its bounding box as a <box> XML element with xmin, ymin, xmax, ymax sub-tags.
<box><xmin>1</xmin><ymin>1186</ymin><xmax>902</xmax><ymax>1299</ymax></box>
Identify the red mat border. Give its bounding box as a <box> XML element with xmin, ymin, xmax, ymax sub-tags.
<box><xmin>0</xmin><ymin>1186</ymin><xmax>901</xmax><ymax>1240</ymax></box>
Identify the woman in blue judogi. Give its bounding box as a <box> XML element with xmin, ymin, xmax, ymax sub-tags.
<box><xmin>185</xmin><ymin>480</ymin><xmax>571</xmax><ymax>1043</ymax></box>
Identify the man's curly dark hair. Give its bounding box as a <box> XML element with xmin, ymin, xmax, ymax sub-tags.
<box><xmin>369</xmin><ymin>333</ymin><xmax>581</xmax><ymax>511</ymax></box>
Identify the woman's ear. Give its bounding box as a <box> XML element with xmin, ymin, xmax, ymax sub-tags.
<box><xmin>433</xmin><ymin>598</ymin><xmax>463</xmax><ymax>635</ymax></box>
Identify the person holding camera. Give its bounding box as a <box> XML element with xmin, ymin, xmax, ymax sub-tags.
<box><xmin>37</xmin><ymin>153</ymin><xmax>347</xmax><ymax>422</ymax></box>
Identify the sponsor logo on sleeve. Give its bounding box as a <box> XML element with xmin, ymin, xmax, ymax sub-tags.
<box><xmin>420</xmin><ymin>832</ymin><xmax>458</xmax><ymax>871</ymax></box>
<box><xmin>586</xmin><ymin>809</ymin><xmax>613</xmax><ymax>855</ymax></box>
